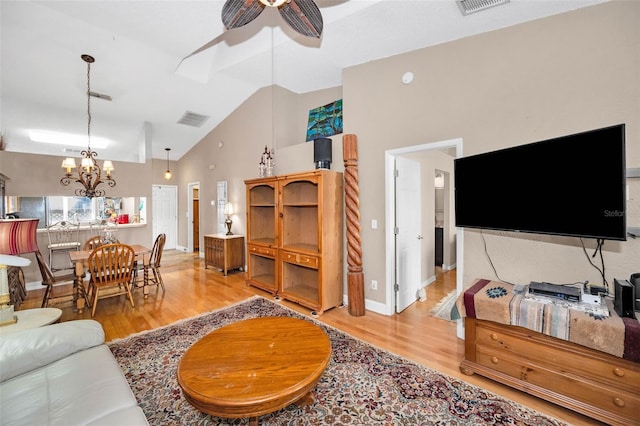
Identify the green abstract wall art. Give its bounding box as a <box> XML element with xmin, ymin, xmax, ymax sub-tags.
<box><xmin>306</xmin><ymin>99</ymin><xmax>343</xmax><ymax>141</ymax></box>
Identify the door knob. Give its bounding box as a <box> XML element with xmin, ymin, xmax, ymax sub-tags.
<box><xmin>417</xmin><ymin>235</ymin><xmax>423</xmax><ymax>240</ymax></box>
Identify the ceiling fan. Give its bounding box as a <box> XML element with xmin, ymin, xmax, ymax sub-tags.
<box><xmin>176</xmin><ymin>0</ymin><xmax>323</xmax><ymax>76</ymax></box>
<box><xmin>222</xmin><ymin>0</ymin><xmax>323</xmax><ymax>38</ymax></box>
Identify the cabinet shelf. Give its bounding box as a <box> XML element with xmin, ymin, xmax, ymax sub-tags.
<box><xmin>282</xmin><ymin>284</ymin><xmax>319</xmax><ymax>307</ymax></box>
<box><xmin>247</xmin><ymin>248</ymin><xmax>277</xmax><ymax>294</ymax></box>
<box><xmin>252</xmin><ymin>274</ymin><xmax>276</xmax><ymax>287</ymax></box>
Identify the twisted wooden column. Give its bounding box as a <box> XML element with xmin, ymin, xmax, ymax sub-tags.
<box><xmin>342</xmin><ymin>134</ymin><xmax>365</xmax><ymax>316</ymax></box>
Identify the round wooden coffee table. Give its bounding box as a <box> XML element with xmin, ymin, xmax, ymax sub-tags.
<box><xmin>177</xmin><ymin>316</ymin><xmax>331</xmax><ymax>425</ymax></box>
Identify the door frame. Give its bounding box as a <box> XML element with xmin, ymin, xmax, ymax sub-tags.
<box><xmin>385</xmin><ymin>137</ymin><xmax>465</xmax><ymax>337</ymax></box>
<box><xmin>187</xmin><ymin>181</ymin><xmax>200</xmax><ymax>254</ymax></box>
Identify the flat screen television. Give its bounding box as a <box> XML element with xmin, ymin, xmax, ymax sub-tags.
<box><xmin>454</xmin><ymin>124</ymin><xmax>626</xmax><ymax>241</ymax></box>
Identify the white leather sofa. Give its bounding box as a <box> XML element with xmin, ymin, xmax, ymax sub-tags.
<box><xmin>0</xmin><ymin>319</ymin><xmax>148</xmax><ymax>425</ymax></box>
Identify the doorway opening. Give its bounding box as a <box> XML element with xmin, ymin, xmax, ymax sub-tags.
<box><xmin>434</xmin><ymin>169</ymin><xmax>447</xmax><ymax>276</ymax></box>
<box><xmin>187</xmin><ymin>182</ymin><xmax>200</xmax><ymax>254</ymax></box>
<box><xmin>385</xmin><ymin>138</ymin><xmax>464</xmax><ymax>336</ymax></box>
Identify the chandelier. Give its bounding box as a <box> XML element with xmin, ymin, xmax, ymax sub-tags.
<box><xmin>60</xmin><ymin>54</ymin><xmax>116</xmax><ymax>198</ymax></box>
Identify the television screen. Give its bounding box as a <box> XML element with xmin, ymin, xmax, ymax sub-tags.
<box><xmin>454</xmin><ymin>124</ymin><xmax>626</xmax><ymax>241</ymax></box>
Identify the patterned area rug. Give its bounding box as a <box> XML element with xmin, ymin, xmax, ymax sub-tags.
<box><xmin>431</xmin><ymin>290</ymin><xmax>458</xmax><ymax>321</ymax></box>
<box><xmin>109</xmin><ymin>296</ymin><xmax>566</xmax><ymax>425</ymax></box>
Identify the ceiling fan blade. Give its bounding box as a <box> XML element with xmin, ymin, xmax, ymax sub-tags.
<box><xmin>177</xmin><ymin>33</ymin><xmax>228</xmax><ymax>68</ymax></box>
<box><xmin>279</xmin><ymin>0</ymin><xmax>323</xmax><ymax>38</ymax></box>
<box><xmin>222</xmin><ymin>0</ymin><xmax>266</xmax><ymax>30</ymax></box>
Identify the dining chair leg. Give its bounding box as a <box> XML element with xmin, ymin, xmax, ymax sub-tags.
<box><xmin>130</xmin><ymin>268</ymin><xmax>137</xmax><ymax>287</ymax></box>
<box><xmin>151</xmin><ymin>268</ymin><xmax>165</xmax><ymax>293</ymax></box>
<box><xmin>126</xmin><ymin>283</ymin><xmax>135</xmax><ymax>307</ymax></box>
<box><xmin>143</xmin><ymin>265</ymin><xmax>150</xmax><ymax>298</ymax></box>
<box><xmin>91</xmin><ymin>290</ymin><xmax>99</xmax><ymax>317</ymax></box>
<box><xmin>41</xmin><ymin>285</ymin><xmax>51</xmax><ymax>308</ymax></box>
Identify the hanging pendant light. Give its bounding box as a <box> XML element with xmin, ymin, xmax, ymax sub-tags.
<box><xmin>60</xmin><ymin>54</ymin><xmax>116</xmax><ymax>198</ymax></box>
<box><xmin>164</xmin><ymin>148</ymin><xmax>172</xmax><ymax>180</ymax></box>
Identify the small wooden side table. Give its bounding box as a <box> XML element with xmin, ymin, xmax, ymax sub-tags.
<box><xmin>0</xmin><ymin>308</ymin><xmax>62</xmax><ymax>336</ymax></box>
<box><xmin>204</xmin><ymin>234</ymin><xmax>244</xmax><ymax>276</ymax></box>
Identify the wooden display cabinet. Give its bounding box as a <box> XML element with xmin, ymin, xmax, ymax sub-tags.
<box><xmin>204</xmin><ymin>234</ymin><xmax>244</xmax><ymax>276</ymax></box>
<box><xmin>245</xmin><ymin>170</ymin><xmax>343</xmax><ymax>314</ymax></box>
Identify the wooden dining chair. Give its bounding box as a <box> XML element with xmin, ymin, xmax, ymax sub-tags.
<box><xmin>83</xmin><ymin>235</ymin><xmax>104</xmax><ymax>251</ymax></box>
<box><xmin>35</xmin><ymin>250</ymin><xmax>89</xmax><ymax>308</ymax></box>
<box><xmin>46</xmin><ymin>221</ymin><xmax>82</xmax><ymax>272</ymax></box>
<box><xmin>132</xmin><ymin>233</ymin><xmax>166</xmax><ymax>293</ymax></box>
<box><xmin>87</xmin><ymin>243</ymin><xmax>136</xmax><ymax>317</ymax></box>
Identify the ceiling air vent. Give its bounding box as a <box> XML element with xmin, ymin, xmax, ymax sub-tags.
<box><xmin>456</xmin><ymin>0</ymin><xmax>510</xmax><ymax>16</ymax></box>
<box><xmin>177</xmin><ymin>111</ymin><xmax>210</xmax><ymax>128</ymax></box>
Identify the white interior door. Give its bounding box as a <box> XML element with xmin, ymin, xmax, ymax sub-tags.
<box><xmin>152</xmin><ymin>185</ymin><xmax>177</xmax><ymax>250</ymax></box>
<box><xmin>395</xmin><ymin>156</ymin><xmax>422</xmax><ymax>313</ymax></box>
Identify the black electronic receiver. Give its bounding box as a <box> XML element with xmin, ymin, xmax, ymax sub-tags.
<box><xmin>528</xmin><ymin>281</ymin><xmax>581</xmax><ymax>302</ymax></box>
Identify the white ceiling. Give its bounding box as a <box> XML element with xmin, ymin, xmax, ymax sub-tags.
<box><xmin>0</xmin><ymin>0</ymin><xmax>607</xmax><ymax>163</ymax></box>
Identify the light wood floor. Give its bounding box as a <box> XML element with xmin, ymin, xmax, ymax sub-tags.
<box><xmin>20</xmin><ymin>251</ymin><xmax>600</xmax><ymax>425</ymax></box>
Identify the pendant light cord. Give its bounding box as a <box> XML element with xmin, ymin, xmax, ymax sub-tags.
<box><xmin>86</xmin><ymin>59</ymin><xmax>92</xmax><ymax>151</ymax></box>
<box><xmin>270</xmin><ymin>26</ymin><xmax>276</xmax><ymax>160</ymax></box>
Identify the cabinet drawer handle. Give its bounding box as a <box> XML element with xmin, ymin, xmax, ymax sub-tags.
<box><xmin>612</xmin><ymin>367</ymin><xmax>625</xmax><ymax>377</ymax></box>
<box><xmin>490</xmin><ymin>333</ymin><xmax>498</xmax><ymax>341</ymax></box>
<box><xmin>490</xmin><ymin>356</ymin><xmax>499</xmax><ymax>364</ymax></box>
<box><xmin>613</xmin><ymin>397</ymin><xmax>625</xmax><ymax>408</ymax></box>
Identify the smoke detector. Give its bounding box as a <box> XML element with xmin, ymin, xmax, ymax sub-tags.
<box><xmin>456</xmin><ymin>0</ymin><xmax>510</xmax><ymax>16</ymax></box>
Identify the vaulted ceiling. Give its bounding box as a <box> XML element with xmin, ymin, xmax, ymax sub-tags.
<box><xmin>0</xmin><ymin>0</ymin><xmax>606</xmax><ymax>163</ymax></box>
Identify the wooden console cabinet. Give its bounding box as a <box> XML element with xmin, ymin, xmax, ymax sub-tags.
<box><xmin>204</xmin><ymin>234</ymin><xmax>244</xmax><ymax>276</ymax></box>
<box><xmin>245</xmin><ymin>170</ymin><xmax>343</xmax><ymax>315</ymax></box>
<box><xmin>460</xmin><ymin>317</ymin><xmax>640</xmax><ymax>426</ymax></box>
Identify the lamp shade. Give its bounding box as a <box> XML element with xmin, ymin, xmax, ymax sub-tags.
<box><xmin>61</xmin><ymin>158</ymin><xmax>77</xmax><ymax>173</ymax></box>
<box><xmin>103</xmin><ymin>160</ymin><xmax>114</xmax><ymax>172</ymax></box>
<box><xmin>0</xmin><ymin>254</ymin><xmax>31</xmax><ymax>267</ymax></box>
<box><xmin>0</xmin><ymin>219</ymin><xmax>40</xmax><ymax>255</ymax></box>
<box><xmin>224</xmin><ymin>202</ymin><xmax>233</xmax><ymax>216</ymax></box>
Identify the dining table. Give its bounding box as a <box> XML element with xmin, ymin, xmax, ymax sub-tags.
<box><xmin>68</xmin><ymin>244</ymin><xmax>151</xmax><ymax>314</ymax></box>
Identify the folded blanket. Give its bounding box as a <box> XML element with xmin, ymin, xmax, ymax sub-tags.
<box><xmin>457</xmin><ymin>278</ymin><xmax>639</xmax><ymax>362</ymax></box>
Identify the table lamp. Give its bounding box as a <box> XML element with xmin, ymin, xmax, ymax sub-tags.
<box><xmin>0</xmin><ymin>218</ymin><xmax>40</xmax><ymax>324</ymax></box>
<box><xmin>224</xmin><ymin>202</ymin><xmax>233</xmax><ymax>235</ymax></box>
<box><xmin>0</xmin><ymin>218</ymin><xmax>40</xmax><ymax>255</ymax></box>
